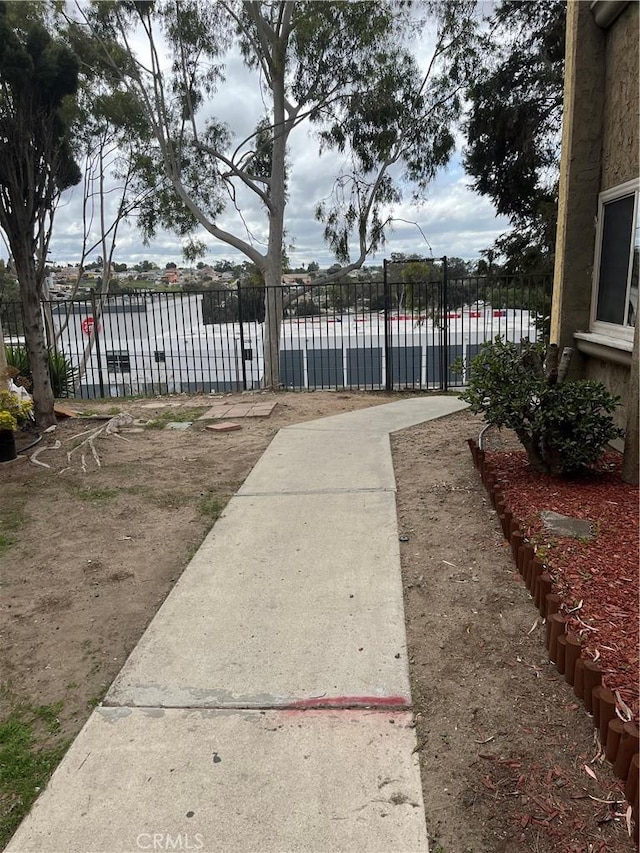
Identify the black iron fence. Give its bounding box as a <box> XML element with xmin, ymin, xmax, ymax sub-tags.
<box><xmin>1</xmin><ymin>269</ymin><xmax>550</xmax><ymax>398</ymax></box>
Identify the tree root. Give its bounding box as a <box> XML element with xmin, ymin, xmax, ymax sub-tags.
<box><xmin>63</xmin><ymin>412</ymin><xmax>134</xmax><ymax>472</ymax></box>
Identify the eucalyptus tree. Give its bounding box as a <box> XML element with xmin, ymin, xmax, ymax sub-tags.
<box><xmin>0</xmin><ymin>0</ymin><xmax>81</xmax><ymax>425</ymax></box>
<box><xmin>55</xmin><ymin>22</ymin><xmax>155</xmax><ymax>376</ymax></box>
<box><xmin>79</xmin><ymin>0</ymin><xmax>479</xmax><ymax>387</ymax></box>
<box><xmin>464</xmin><ymin>0</ymin><xmax>566</xmax><ymax>272</ymax></box>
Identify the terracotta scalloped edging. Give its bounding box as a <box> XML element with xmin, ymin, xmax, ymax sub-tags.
<box><xmin>467</xmin><ymin>438</ymin><xmax>639</xmax><ymax>842</ymax></box>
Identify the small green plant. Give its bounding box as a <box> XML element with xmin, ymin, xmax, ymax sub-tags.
<box><xmin>198</xmin><ymin>490</ymin><xmax>222</xmax><ymax>522</ymax></box>
<box><xmin>0</xmin><ymin>532</ymin><xmax>14</xmax><ymax>555</ymax></box>
<box><xmin>0</xmin><ymin>695</ymin><xmax>70</xmax><ymax>847</ymax></box>
<box><xmin>47</xmin><ymin>350</ymin><xmax>76</xmax><ymax>397</ymax></box>
<box><xmin>5</xmin><ymin>345</ymin><xmax>76</xmax><ymax>397</ymax></box>
<box><xmin>0</xmin><ymin>390</ymin><xmax>32</xmax><ymax>431</ymax></box>
<box><xmin>72</xmin><ymin>486</ymin><xmax>119</xmax><ymax>503</ymax></box>
<box><xmin>145</xmin><ymin>407</ymin><xmax>208</xmax><ymax>429</ymax></box>
<box><xmin>4</xmin><ymin>345</ymin><xmax>30</xmax><ymax>382</ymax></box>
<box><xmin>461</xmin><ymin>337</ymin><xmax>623</xmax><ymax>475</ymax></box>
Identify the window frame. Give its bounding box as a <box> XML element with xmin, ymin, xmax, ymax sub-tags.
<box><xmin>590</xmin><ymin>177</ymin><xmax>639</xmax><ymax>343</ymax></box>
<box><xmin>105</xmin><ymin>350</ymin><xmax>131</xmax><ymax>374</ymax></box>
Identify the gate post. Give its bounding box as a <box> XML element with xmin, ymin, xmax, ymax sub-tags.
<box><xmin>442</xmin><ymin>256</ymin><xmax>448</xmax><ymax>391</ymax></box>
<box><xmin>383</xmin><ymin>259</ymin><xmax>392</xmax><ymax>392</ymax></box>
<box><xmin>237</xmin><ymin>284</ymin><xmax>248</xmax><ymax>391</ymax></box>
<box><xmin>90</xmin><ymin>291</ymin><xmax>105</xmax><ymax>399</ymax></box>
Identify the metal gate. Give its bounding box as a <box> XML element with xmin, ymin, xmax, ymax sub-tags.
<box><xmin>1</xmin><ymin>264</ymin><xmax>549</xmax><ymax>398</ymax></box>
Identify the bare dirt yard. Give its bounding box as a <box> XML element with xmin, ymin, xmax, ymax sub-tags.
<box><xmin>1</xmin><ymin>391</ymin><xmax>635</xmax><ymax>852</ymax></box>
<box><xmin>392</xmin><ymin>411</ymin><xmax>635</xmax><ymax>853</ymax></box>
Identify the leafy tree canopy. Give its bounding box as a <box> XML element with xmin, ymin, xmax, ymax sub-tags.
<box><xmin>76</xmin><ymin>0</ymin><xmax>481</xmax><ymax>387</ymax></box>
<box><xmin>464</xmin><ymin>0</ymin><xmax>565</xmax><ymax>272</ymax></box>
<box><xmin>0</xmin><ymin>0</ymin><xmax>81</xmax><ymax>426</ymax></box>
<box><xmin>0</xmin><ymin>1</ymin><xmax>81</xmax><ymax>254</ymax></box>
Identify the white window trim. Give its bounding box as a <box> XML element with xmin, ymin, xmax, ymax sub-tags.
<box><xmin>589</xmin><ymin>177</ymin><xmax>638</xmax><ymax>346</ymax></box>
<box><xmin>573</xmin><ymin>330</ymin><xmax>633</xmax><ymax>366</ymax></box>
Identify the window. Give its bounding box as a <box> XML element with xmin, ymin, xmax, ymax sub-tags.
<box><xmin>106</xmin><ymin>351</ymin><xmax>131</xmax><ymax>373</ymax></box>
<box><xmin>592</xmin><ymin>179</ymin><xmax>639</xmax><ymax>338</ymax></box>
<box><xmin>154</xmin><ymin>350</ymin><xmax>166</xmax><ymax>364</ymax></box>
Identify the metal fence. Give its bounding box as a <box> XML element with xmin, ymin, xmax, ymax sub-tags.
<box><xmin>1</xmin><ymin>268</ymin><xmax>550</xmax><ymax>398</ymax></box>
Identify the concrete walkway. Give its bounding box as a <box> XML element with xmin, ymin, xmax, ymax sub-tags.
<box><xmin>7</xmin><ymin>396</ymin><xmax>467</xmax><ymax>853</ymax></box>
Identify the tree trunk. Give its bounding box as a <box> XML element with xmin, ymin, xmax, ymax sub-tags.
<box><xmin>0</xmin><ymin>311</ymin><xmax>9</xmax><ymax>390</ymax></box>
<box><xmin>514</xmin><ymin>428</ymin><xmax>552</xmax><ymax>474</ymax></box>
<box><xmin>262</xmin><ymin>53</ymin><xmax>287</xmax><ymax>390</ymax></box>
<box><xmin>263</xmin><ymin>277</ymin><xmax>283</xmax><ymax>389</ymax></box>
<box><xmin>15</xmin><ymin>248</ymin><xmax>56</xmax><ymax>428</ymax></box>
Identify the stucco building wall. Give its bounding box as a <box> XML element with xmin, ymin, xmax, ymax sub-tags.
<box><xmin>601</xmin><ymin>2</ymin><xmax>639</xmax><ymax>190</ymax></box>
<box><xmin>551</xmin><ymin>0</ymin><xmax>638</xmax><ymax>432</ymax></box>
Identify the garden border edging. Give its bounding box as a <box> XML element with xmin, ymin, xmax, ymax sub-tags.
<box><xmin>467</xmin><ymin>437</ymin><xmax>639</xmax><ymax>844</ymax></box>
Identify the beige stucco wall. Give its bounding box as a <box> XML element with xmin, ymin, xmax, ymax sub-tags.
<box><xmin>552</xmin><ymin>1</ymin><xmax>638</xmax><ymax>416</ymax></box>
<box><xmin>550</xmin><ymin>2</ymin><xmax>605</xmax><ymax>358</ymax></box>
<box><xmin>601</xmin><ymin>2</ymin><xmax>639</xmax><ymax>190</ymax></box>
<box><xmin>585</xmin><ymin>358</ymin><xmax>631</xmax><ymax>429</ymax></box>
<box><xmin>552</xmin><ymin>1</ymin><xmax>639</xmax><ymax>351</ymax></box>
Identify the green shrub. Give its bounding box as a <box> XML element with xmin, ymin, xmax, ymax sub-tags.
<box><xmin>47</xmin><ymin>350</ymin><xmax>76</xmax><ymax>397</ymax></box>
<box><xmin>4</xmin><ymin>345</ymin><xmax>30</xmax><ymax>381</ymax></box>
<box><xmin>461</xmin><ymin>337</ymin><xmax>623</xmax><ymax>474</ymax></box>
<box><xmin>5</xmin><ymin>346</ymin><xmax>76</xmax><ymax>398</ymax></box>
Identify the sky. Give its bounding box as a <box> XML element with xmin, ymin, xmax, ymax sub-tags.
<box><xmin>45</xmin><ymin>4</ymin><xmax>511</xmax><ymax>271</ymax></box>
<box><xmin>49</xmin><ymin>149</ymin><xmax>511</xmax><ymax>271</ymax></box>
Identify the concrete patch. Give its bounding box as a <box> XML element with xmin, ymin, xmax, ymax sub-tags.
<box><xmin>287</xmin><ymin>395</ymin><xmax>468</xmax><ymax>434</ymax></box>
<box><xmin>139</xmin><ymin>401</ymin><xmax>183</xmax><ymax>409</ymax></box>
<box><xmin>238</xmin><ymin>429</ymin><xmax>396</xmax><ymax>494</ymax></box>
<box><xmin>107</xmin><ymin>491</ymin><xmax>410</xmax><ymax>708</ymax></box>
<box><xmin>163</xmin><ymin>421</ymin><xmax>192</xmax><ymax>431</ymax></box>
<box><xmin>198</xmin><ymin>401</ymin><xmax>277</xmax><ymax>419</ymax></box>
<box><xmin>5</xmin><ymin>708</ymin><xmax>428</xmax><ymax>853</ymax></box>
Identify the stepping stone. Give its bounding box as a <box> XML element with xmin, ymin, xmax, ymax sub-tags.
<box><xmin>206</xmin><ymin>422</ymin><xmax>241</xmax><ymax>432</ymax></box>
<box><xmin>140</xmin><ymin>402</ymin><xmax>182</xmax><ymax>409</ymax></box>
<box><xmin>222</xmin><ymin>406</ymin><xmax>252</xmax><ymax>417</ymax></box>
<box><xmin>248</xmin><ymin>402</ymin><xmax>277</xmax><ymax>416</ymax></box>
<box><xmin>164</xmin><ymin>422</ymin><xmax>192</xmax><ymax>431</ymax></box>
<box><xmin>53</xmin><ymin>403</ymin><xmax>80</xmax><ymax>418</ymax></box>
<box><xmin>198</xmin><ymin>402</ymin><xmax>277</xmax><ymax>420</ymax></box>
<box><xmin>540</xmin><ymin>510</ymin><xmax>594</xmax><ymax>540</ymax></box>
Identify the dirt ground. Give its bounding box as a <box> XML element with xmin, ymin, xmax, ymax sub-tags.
<box><xmin>392</xmin><ymin>411</ymin><xmax>633</xmax><ymax>853</ymax></box>
<box><xmin>1</xmin><ymin>391</ymin><xmax>634</xmax><ymax>852</ymax></box>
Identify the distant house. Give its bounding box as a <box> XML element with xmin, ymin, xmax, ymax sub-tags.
<box><xmin>196</xmin><ymin>265</ymin><xmax>216</xmax><ymax>278</ymax></box>
<box><xmin>282</xmin><ymin>273</ymin><xmax>311</xmax><ymax>285</ymax></box>
<box><xmin>551</xmin><ymin>0</ymin><xmax>639</xmax><ymax>478</ymax></box>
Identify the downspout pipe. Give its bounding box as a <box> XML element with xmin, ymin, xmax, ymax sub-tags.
<box><xmin>590</xmin><ymin>0</ymin><xmax>630</xmax><ymax>28</ymax></box>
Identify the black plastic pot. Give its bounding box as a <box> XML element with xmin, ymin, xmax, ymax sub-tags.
<box><xmin>0</xmin><ymin>428</ymin><xmax>17</xmax><ymax>462</ymax></box>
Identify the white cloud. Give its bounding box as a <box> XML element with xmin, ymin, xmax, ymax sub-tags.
<box><xmin>45</xmin><ymin>11</ymin><xmax>510</xmax><ymax>271</ymax></box>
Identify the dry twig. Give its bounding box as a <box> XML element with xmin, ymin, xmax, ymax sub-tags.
<box><xmin>65</xmin><ymin>412</ymin><xmax>133</xmax><ymax>472</ymax></box>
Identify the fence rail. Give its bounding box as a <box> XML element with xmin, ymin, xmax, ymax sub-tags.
<box><xmin>1</xmin><ymin>271</ymin><xmax>550</xmax><ymax>398</ymax></box>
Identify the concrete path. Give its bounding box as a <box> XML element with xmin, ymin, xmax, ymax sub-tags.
<box><xmin>7</xmin><ymin>395</ymin><xmax>467</xmax><ymax>853</ymax></box>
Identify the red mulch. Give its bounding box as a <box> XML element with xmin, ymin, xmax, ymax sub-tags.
<box><xmin>486</xmin><ymin>450</ymin><xmax>639</xmax><ymax>723</ymax></box>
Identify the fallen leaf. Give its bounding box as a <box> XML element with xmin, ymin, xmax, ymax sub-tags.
<box><xmin>614</xmin><ymin>691</ymin><xmax>633</xmax><ymax>722</ymax></box>
<box><xmin>583</xmin><ymin>764</ymin><xmax>598</xmax><ymax>781</ymax></box>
